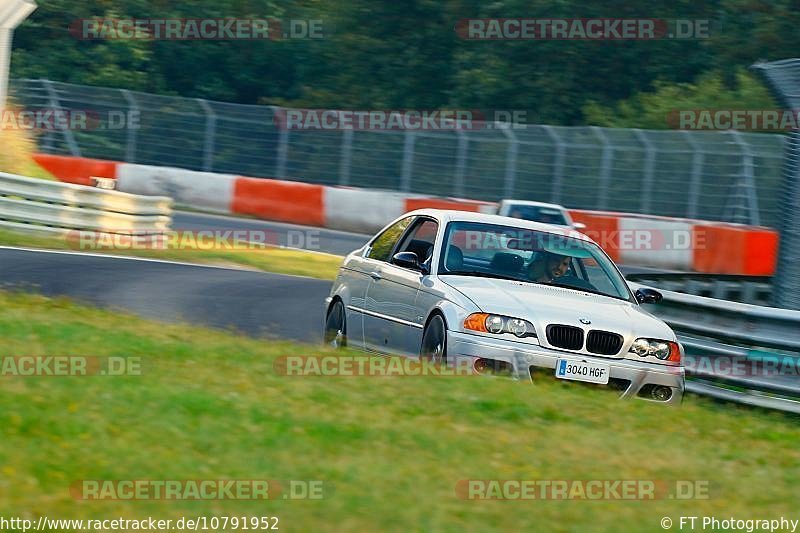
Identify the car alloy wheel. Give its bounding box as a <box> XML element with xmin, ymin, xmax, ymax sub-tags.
<box><xmin>324</xmin><ymin>300</ymin><xmax>346</xmax><ymax>348</ymax></box>
<box><xmin>420</xmin><ymin>314</ymin><xmax>447</xmax><ymax>364</ymax></box>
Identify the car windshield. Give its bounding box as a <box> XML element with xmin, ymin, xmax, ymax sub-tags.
<box><xmin>438</xmin><ymin>221</ymin><xmax>632</xmax><ymax>301</ymax></box>
<box><xmin>505</xmin><ymin>205</ymin><xmax>569</xmax><ymax>225</ymax></box>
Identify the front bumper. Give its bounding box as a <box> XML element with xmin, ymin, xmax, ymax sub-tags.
<box><xmin>448</xmin><ymin>330</ymin><xmax>684</xmax><ymax>404</ymax></box>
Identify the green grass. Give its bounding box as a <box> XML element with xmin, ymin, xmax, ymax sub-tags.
<box><xmin>0</xmin><ymin>228</ymin><xmax>342</xmax><ymax>280</ymax></box>
<box><xmin>1</xmin><ymin>291</ymin><xmax>800</xmax><ymax>531</ymax></box>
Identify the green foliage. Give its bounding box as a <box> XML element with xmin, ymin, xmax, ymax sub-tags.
<box><xmin>9</xmin><ymin>0</ymin><xmax>800</xmax><ymax>126</ymax></box>
<box><xmin>583</xmin><ymin>69</ymin><xmax>778</xmax><ymax>129</ymax></box>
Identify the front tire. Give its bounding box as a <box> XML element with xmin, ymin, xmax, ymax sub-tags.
<box><xmin>420</xmin><ymin>314</ymin><xmax>447</xmax><ymax>364</ymax></box>
<box><xmin>324</xmin><ymin>300</ymin><xmax>346</xmax><ymax>348</ymax></box>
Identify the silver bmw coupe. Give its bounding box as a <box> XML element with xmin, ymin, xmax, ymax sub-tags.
<box><xmin>324</xmin><ymin>209</ymin><xmax>684</xmax><ymax>403</ymax></box>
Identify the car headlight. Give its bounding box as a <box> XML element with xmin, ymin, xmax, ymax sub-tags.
<box><xmin>463</xmin><ymin>313</ymin><xmax>537</xmax><ymax>338</ymax></box>
<box><xmin>629</xmin><ymin>338</ymin><xmax>681</xmax><ymax>363</ymax></box>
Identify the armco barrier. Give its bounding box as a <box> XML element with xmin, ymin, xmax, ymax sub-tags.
<box><xmin>632</xmin><ymin>281</ymin><xmax>800</xmax><ymax>413</ymax></box>
<box><xmin>32</xmin><ymin>154</ymin><xmax>779</xmax><ymax>275</ymax></box>
<box><xmin>0</xmin><ymin>171</ymin><xmax>172</xmax><ymax>235</ymax></box>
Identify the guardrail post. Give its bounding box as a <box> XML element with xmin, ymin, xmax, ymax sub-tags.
<box><xmin>274</xmin><ymin>106</ymin><xmax>289</xmax><ymax>179</ymax></box>
<box><xmin>591</xmin><ymin>126</ymin><xmax>612</xmax><ymax>210</ymax></box>
<box><xmin>634</xmin><ymin>129</ymin><xmax>655</xmax><ymax>213</ymax></box>
<box><xmin>339</xmin><ymin>128</ymin><xmax>353</xmax><ymax>186</ymax></box>
<box><xmin>542</xmin><ymin>125</ymin><xmax>566</xmax><ymax>204</ymax></box>
<box><xmin>121</xmin><ymin>89</ymin><xmax>138</xmax><ymax>163</ymax></box>
<box><xmin>453</xmin><ymin>130</ymin><xmax>468</xmax><ymax>197</ymax></box>
<box><xmin>399</xmin><ymin>130</ymin><xmax>415</xmax><ymax>192</ymax></box>
<box><xmin>683</xmin><ymin>131</ymin><xmax>704</xmax><ymax>219</ymax></box>
<box><xmin>500</xmin><ymin>124</ymin><xmax>518</xmax><ymax>198</ymax></box>
<box><xmin>43</xmin><ymin>79</ymin><xmax>81</xmax><ymax>157</ymax></box>
<box><xmin>197</xmin><ymin>99</ymin><xmax>216</xmax><ymax>172</ymax></box>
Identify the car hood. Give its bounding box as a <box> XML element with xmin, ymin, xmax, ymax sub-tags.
<box><xmin>440</xmin><ymin>276</ymin><xmax>675</xmax><ymax>356</ymax></box>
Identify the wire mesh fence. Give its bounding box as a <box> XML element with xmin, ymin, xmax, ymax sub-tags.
<box><xmin>752</xmin><ymin>59</ymin><xmax>800</xmax><ymax>310</ymax></box>
<box><xmin>9</xmin><ymin>78</ymin><xmax>786</xmax><ymax>228</ymax></box>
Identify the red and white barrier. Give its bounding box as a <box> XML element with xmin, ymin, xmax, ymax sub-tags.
<box><xmin>32</xmin><ymin>154</ymin><xmax>779</xmax><ymax>276</ymax></box>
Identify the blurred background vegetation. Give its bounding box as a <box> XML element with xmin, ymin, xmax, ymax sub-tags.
<box><xmin>9</xmin><ymin>0</ymin><xmax>798</xmax><ymax>126</ymax></box>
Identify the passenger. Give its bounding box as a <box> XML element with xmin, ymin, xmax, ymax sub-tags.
<box><xmin>528</xmin><ymin>251</ymin><xmax>570</xmax><ymax>283</ymax></box>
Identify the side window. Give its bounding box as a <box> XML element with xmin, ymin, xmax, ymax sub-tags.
<box><xmin>366</xmin><ymin>216</ymin><xmax>414</xmax><ymax>262</ymax></box>
<box><xmin>395</xmin><ymin>219</ymin><xmax>439</xmax><ymax>263</ymax></box>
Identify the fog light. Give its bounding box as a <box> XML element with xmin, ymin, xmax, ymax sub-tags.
<box><xmin>650</xmin><ymin>385</ymin><xmax>672</xmax><ymax>402</ymax></box>
<box><xmin>473</xmin><ymin>358</ymin><xmax>489</xmax><ymax>374</ymax></box>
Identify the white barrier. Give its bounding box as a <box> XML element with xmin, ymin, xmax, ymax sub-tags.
<box><xmin>117</xmin><ymin>163</ymin><xmax>235</xmax><ymax>214</ymax></box>
<box><xmin>0</xmin><ymin>171</ymin><xmax>172</xmax><ymax>235</ymax></box>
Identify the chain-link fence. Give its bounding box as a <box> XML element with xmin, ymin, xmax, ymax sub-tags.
<box><xmin>9</xmin><ymin>78</ymin><xmax>786</xmax><ymax>228</ymax></box>
<box><xmin>752</xmin><ymin>59</ymin><xmax>800</xmax><ymax>310</ymax></box>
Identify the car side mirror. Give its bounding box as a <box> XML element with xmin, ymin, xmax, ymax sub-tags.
<box><xmin>635</xmin><ymin>288</ymin><xmax>663</xmax><ymax>304</ymax></box>
<box><xmin>392</xmin><ymin>251</ymin><xmax>427</xmax><ymax>273</ymax></box>
<box><xmin>572</xmin><ymin>222</ymin><xmax>587</xmax><ymax>231</ymax></box>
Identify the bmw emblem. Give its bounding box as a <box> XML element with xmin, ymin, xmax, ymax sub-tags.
<box><xmin>579</xmin><ymin>318</ymin><xmax>591</xmax><ymax>325</ymax></box>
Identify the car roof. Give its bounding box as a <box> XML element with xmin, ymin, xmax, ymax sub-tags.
<box><xmin>405</xmin><ymin>209</ymin><xmax>593</xmax><ymax>243</ymax></box>
<box><xmin>500</xmin><ymin>199</ymin><xmax>567</xmax><ymax>210</ymax></box>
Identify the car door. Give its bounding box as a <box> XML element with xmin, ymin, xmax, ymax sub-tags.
<box><xmin>364</xmin><ymin>217</ymin><xmax>439</xmax><ymax>355</ymax></box>
<box><xmin>358</xmin><ymin>216</ymin><xmax>415</xmax><ymax>352</ymax></box>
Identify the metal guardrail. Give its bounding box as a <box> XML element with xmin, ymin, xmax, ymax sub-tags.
<box><xmin>631</xmin><ymin>282</ymin><xmax>800</xmax><ymax>413</ymax></box>
<box><xmin>0</xmin><ymin>172</ymin><xmax>172</xmax><ymax>235</ymax></box>
<box><xmin>626</xmin><ymin>272</ymin><xmax>772</xmax><ymax>306</ymax></box>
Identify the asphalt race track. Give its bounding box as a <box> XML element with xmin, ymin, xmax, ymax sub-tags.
<box><xmin>0</xmin><ymin>247</ymin><xmax>332</xmax><ymax>343</ymax></box>
<box><xmin>172</xmin><ymin>211</ymin><xmax>370</xmax><ymax>256</ymax></box>
<box><xmin>0</xmin><ymin>212</ymin><xmax>672</xmax><ymax>344</ymax></box>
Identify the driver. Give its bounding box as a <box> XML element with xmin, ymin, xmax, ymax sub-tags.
<box><xmin>527</xmin><ymin>251</ymin><xmax>570</xmax><ymax>283</ymax></box>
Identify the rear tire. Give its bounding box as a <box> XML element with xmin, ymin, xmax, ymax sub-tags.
<box><xmin>324</xmin><ymin>300</ymin><xmax>346</xmax><ymax>348</ymax></box>
<box><xmin>420</xmin><ymin>314</ymin><xmax>447</xmax><ymax>364</ymax></box>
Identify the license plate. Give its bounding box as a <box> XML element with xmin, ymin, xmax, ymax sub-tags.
<box><xmin>555</xmin><ymin>359</ymin><xmax>610</xmax><ymax>384</ymax></box>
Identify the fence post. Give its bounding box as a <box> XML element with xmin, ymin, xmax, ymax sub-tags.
<box><xmin>274</xmin><ymin>106</ymin><xmax>289</xmax><ymax>179</ymax></box>
<box><xmin>453</xmin><ymin>130</ymin><xmax>468</xmax><ymax>197</ymax></box>
<box><xmin>500</xmin><ymin>124</ymin><xmax>518</xmax><ymax>198</ymax></box>
<box><xmin>728</xmin><ymin>130</ymin><xmax>761</xmax><ymax>226</ymax></box>
<box><xmin>121</xmin><ymin>89</ymin><xmax>138</xmax><ymax>163</ymax></box>
<box><xmin>591</xmin><ymin>126</ymin><xmax>612</xmax><ymax>210</ymax></box>
<box><xmin>400</xmin><ymin>130</ymin><xmax>415</xmax><ymax>192</ymax></box>
<box><xmin>42</xmin><ymin>79</ymin><xmax>81</xmax><ymax>157</ymax></box>
<box><xmin>634</xmin><ymin>129</ymin><xmax>655</xmax><ymax>214</ymax></box>
<box><xmin>683</xmin><ymin>130</ymin><xmax>704</xmax><ymax>220</ymax></box>
<box><xmin>197</xmin><ymin>98</ymin><xmax>216</xmax><ymax>172</ymax></box>
<box><xmin>542</xmin><ymin>125</ymin><xmax>565</xmax><ymax>203</ymax></box>
<box><xmin>339</xmin><ymin>128</ymin><xmax>353</xmax><ymax>186</ymax></box>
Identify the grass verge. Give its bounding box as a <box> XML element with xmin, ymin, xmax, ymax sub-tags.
<box><xmin>0</xmin><ymin>228</ymin><xmax>342</xmax><ymax>280</ymax></box>
<box><xmin>1</xmin><ymin>290</ymin><xmax>799</xmax><ymax>531</ymax></box>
